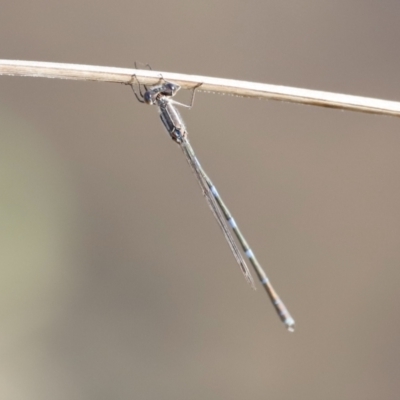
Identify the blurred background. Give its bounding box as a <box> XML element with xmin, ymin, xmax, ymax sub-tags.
<box><xmin>1</xmin><ymin>2</ymin><xmax>400</xmax><ymax>399</ymax></box>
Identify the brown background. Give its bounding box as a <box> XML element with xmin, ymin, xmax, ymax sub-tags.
<box><xmin>1</xmin><ymin>2</ymin><xmax>400</xmax><ymax>399</ymax></box>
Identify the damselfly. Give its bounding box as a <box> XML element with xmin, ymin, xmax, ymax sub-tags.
<box><xmin>130</xmin><ymin>75</ymin><xmax>295</xmax><ymax>332</ymax></box>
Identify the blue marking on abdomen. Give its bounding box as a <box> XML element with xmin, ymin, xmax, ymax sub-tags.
<box><xmin>228</xmin><ymin>217</ymin><xmax>237</xmax><ymax>229</ymax></box>
<box><xmin>210</xmin><ymin>185</ymin><xmax>219</xmax><ymax>198</ymax></box>
<box><xmin>245</xmin><ymin>249</ymin><xmax>254</xmax><ymax>259</ymax></box>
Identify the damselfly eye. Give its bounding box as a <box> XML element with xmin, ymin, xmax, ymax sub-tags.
<box><xmin>165</xmin><ymin>83</ymin><xmax>179</xmax><ymax>95</ymax></box>
<box><xmin>144</xmin><ymin>92</ymin><xmax>154</xmax><ymax>104</ymax></box>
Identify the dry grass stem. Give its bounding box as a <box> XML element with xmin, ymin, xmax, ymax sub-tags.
<box><xmin>1</xmin><ymin>59</ymin><xmax>400</xmax><ymax>117</ymax></box>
